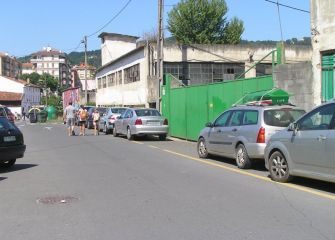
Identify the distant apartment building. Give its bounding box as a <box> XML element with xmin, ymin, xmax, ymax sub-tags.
<box><xmin>22</xmin><ymin>62</ymin><xmax>34</xmax><ymax>75</ymax></box>
<box><xmin>71</xmin><ymin>63</ymin><xmax>96</xmax><ymax>89</ymax></box>
<box><xmin>0</xmin><ymin>52</ymin><xmax>22</xmax><ymax>78</ymax></box>
<box><xmin>30</xmin><ymin>47</ymin><xmax>71</xmax><ymax>86</ymax></box>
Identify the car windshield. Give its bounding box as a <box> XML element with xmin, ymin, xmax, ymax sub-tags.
<box><xmin>264</xmin><ymin>109</ymin><xmax>305</xmax><ymax>127</ymax></box>
<box><xmin>135</xmin><ymin>109</ymin><xmax>161</xmax><ymax>117</ymax></box>
<box><xmin>0</xmin><ymin>107</ymin><xmax>7</xmax><ymax>117</ymax></box>
<box><xmin>111</xmin><ymin>108</ymin><xmax>127</xmax><ymax>114</ymax></box>
<box><xmin>97</xmin><ymin>107</ymin><xmax>107</xmax><ymax>113</ymax></box>
<box><xmin>0</xmin><ymin>117</ymin><xmax>16</xmax><ymax>130</ymax></box>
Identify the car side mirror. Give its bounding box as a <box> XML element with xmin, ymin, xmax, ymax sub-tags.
<box><xmin>288</xmin><ymin>122</ymin><xmax>297</xmax><ymax>131</ymax></box>
<box><xmin>205</xmin><ymin>122</ymin><xmax>214</xmax><ymax>128</ymax></box>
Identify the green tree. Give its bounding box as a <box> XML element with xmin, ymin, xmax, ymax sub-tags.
<box><xmin>21</xmin><ymin>72</ymin><xmax>41</xmax><ymax>85</ymax></box>
<box><xmin>40</xmin><ymin>73</ymin><xmax>58</xmax><ymax>92</ymax></box>
<box><xmin>20</xmin><ymin>72</ymin><xmax>59</xmax><ymax>92</ymax></box>
<box><xmin>167</xmin><ymin>0</ymin><xmax>244</xmax><ymax>44</ymax></box>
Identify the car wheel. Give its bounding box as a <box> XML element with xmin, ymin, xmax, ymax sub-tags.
<box><xmin>269</xmin><ymin>151</ymin><xmax>293</xmax><ymax>183</ymax></box>
<box><xmin>127</xmin><ymin>127</ymin><xmax>133</xmax><ymax>140</ymax></box>
<box><xmin>159</xmin><ymin>134</ymin><xmax>167</xmax><ymax>141</ymax></box>
<box><xmin>197</xmin><ymin>137</ymin><xmax>209</xmax><ymax>158</ymax></box>
<box><xmin>104</xmin><ymin>124</ymin><xmax>109</xmax><ymax>135</ymax></box>
<box><xmin>113</xmin><ymin>126</ymin><xmax>118</xmax><ymax>137</ymax></box>
<box><xmin>0</xmin><ymin>159</ymin><xmax>16</xmax><ymax>167</ymax></box>
<box><xmin>235</xmin><ymin>144</ymin><xmax>251</xmax><ymax>169</ymax></box>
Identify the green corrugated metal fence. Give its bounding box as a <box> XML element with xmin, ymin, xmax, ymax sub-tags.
<box><xmin>162</xmin><ymin>74</ymin><xmax>274</xmax><ymax>141</ymax></box>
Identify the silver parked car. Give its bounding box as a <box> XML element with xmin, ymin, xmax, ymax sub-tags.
<box><xmin>197</xmin><ymin>104</ymin><xmax>305</xmax><ymax>169</ymax></box>
<box><xmin>99</xmin><ymin>107</ymin><xmax>127</xmax><ymax>134</ymax></box>
<box><xmin>265</xmin><ymin>101</ymin><xmax>335</xmax><ymax>183</ymax></box>
<box><xmin>113</xmin><ymin>108</ymin><xmax>169</xmax><ymax>140</ymax></box>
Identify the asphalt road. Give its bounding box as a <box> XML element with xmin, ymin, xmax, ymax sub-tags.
<box><xmin>1</xmin><ymin>121</ymin><xmax>335</xmax><ymax>240</ymax></box>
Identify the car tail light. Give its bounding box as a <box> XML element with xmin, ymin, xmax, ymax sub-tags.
<box><xmin>257</xmin><ymin>127</ymin><xmax>265</xmax><ymax>143</ymax></box>
<box><xmin>135</xmin><ymin>118</ymin><xmax>142</xmax><ymax>125</ymax></box>
<box><xmin>163</xmin><ymin>118</ymin><xmax>168</xmax><ymax>125</ymax></box>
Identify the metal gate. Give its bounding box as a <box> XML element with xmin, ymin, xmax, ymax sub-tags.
<box><xmin>322</xmin><ymin>53</ymin><xmax>335</xmax><ymax>101</ymax></box>
<box><xmin>162</xmin><ymin>74</ymin><xmax>274</xmax><ymax>141</ymax></box>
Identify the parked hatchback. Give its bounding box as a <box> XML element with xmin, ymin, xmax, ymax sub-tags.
<box><xmin>0</xmin><ymin>116</ymin><xmax>26</xmax><ymax>167</ymax></box>
<box><xmin>265</xmin><ymin>101</ymin><xmax>335</xmax><ymax>183</ymax></box>
<box><xmin>197</xmin><ymin>103</ymin><xmax>305</xmax><ymax>169</ymax></box>
<box><xmin>113</xmin><ymin>108</ymin><xmax>169</xmax><ymax>140</ymax></box>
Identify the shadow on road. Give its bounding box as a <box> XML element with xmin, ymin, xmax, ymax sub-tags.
<box><xmin>290</xmin><ymin>177</ymin><xmax>335</xmax><ymax>194</ymax></box>
<box><xmin>0</xmin><ymin>164</ymin><xmax>38</xmax><ymax>173</ymax></box>
<box><xmin>0</xmin><ymin>177</ymin><xmax>7</xmax><ymax>181</ymax></box>
<box><xmin>208</xmin><ymin>155</ymin><xmax>268</xmax><ymax>172</ymax></box>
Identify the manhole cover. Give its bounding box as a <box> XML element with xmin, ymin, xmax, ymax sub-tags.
<box><xmin>37</xmin><ymin>196</ymin><xmax>79</xmax><ymax>205</ymax></box>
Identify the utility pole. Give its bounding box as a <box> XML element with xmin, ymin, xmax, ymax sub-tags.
<box><xmin>156</xmin><ymin>0</ymin><xmax>164</xmax><ymax>111</ymax></box>
<box><xmin>82</xmin><ymin>36</ymin><xmax>88</xmax><ymax>104</ymax></box>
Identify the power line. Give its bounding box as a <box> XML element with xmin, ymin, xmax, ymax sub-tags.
<box><xmin>62</xmin><ymin>41</ymin><xmax>83</xmax><ymax>53</ymax></box>
<box><xmin>265</xmin><ymin>0</ymin><xmax>310</xmax><ymax>13</ymax></box>
<box><xmin>87</xmin><ymin>0</ymin><xmax>133</xmax><ymax>38</ymax></box>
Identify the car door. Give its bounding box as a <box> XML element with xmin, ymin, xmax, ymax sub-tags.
<box><xmin>207</xmin><ymin>110</ymin><xmax>232</xmax><ymax>154</ymax></box>
<box><xmin>122</xmin><ymin>109</ymin><xmax>133</xmax><ymax>134</ymax></box>
<box><xmin>115</xmin><ymin>110</ymin><xmax>127</xmax><ymax>134</ymax></box>
<box><xmin>224</xmin><ymin>110</ymin><xmax>244</xmax><ymax>155</ymax></box>
<box><xmin>289</xmin><ymin>103</ymin><xmax>335</xmax><ymax>172</ymax></box>
<box><xmin>320</xmin><ymin>104</ymin><xmax>335</xmax><ymax>175</ymax></box>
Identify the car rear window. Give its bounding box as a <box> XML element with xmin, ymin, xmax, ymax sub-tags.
<box><xmin>135</xmin><ymin>109</ymin><xmax>161</xmax><ymax>117</ymax></box>
<box><xmin>264</xmin><ymin>109</ymin><xmax>305</xmax><ymax>127</ymax></box>
<box><xmin>0</xmin><ymin>117</ymin><xmax>16</xmax><ymax>130</ymax></box>
<box><xmin>111</xmin><ymin>108</ymin><xmax>126</xmax><ymax>114</ymax></box>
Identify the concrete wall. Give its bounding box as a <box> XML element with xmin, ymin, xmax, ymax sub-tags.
<box><xmin>163</xmin><ymin>43</ymin><xmax>312</xmax><ymax>70</ymax></box>
<box><xmin>310</xmin><ymin>0</ymin><xmax>335</xmax><ymax>104</ymax></box>
<box><xmin>273</xmin><ymin>62</ymin><xmax>314</xmax><ymax>111</ymax></box>
<box><xmin>101</xmin><ymin>38</ymin><xmax>137</xmax><ymax>66</ymax></box>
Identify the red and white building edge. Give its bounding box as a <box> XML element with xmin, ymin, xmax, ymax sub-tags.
<box><xmin>0</xmin><ymin>76</ymin><xmax>41</xmax><ymax>115</ymax></box>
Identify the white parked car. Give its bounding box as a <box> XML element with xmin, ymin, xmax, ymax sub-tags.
<box><xmin>113</xmin><ymin>108</ymin><xmax>169</xmax><ymax>140</ymax></box>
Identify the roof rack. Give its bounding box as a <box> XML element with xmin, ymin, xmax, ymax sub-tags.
<box><xmin>232</xmin><ymin>88</ymin><xmax>291</xmax><ymax>107</ymax></box>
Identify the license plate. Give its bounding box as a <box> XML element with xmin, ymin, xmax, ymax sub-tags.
<box><xmin>4</xmin><ymin>136</ymin><xmax>16</xmax><ymax>142</ymax></box>
<box><xmin>147</xmin><ymin>121</ymin><xmax>160</xmax><ymax>125</ymax></box>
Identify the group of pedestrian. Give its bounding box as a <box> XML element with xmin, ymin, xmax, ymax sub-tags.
<box><xmin>63</xmin><ymin>102</ymin><xmax>100</xmax><ymax>136</ymax></box>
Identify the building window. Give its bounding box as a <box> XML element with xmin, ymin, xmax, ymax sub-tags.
<box><xmin>97</xmin><ymin>78</ymin><xmax>102</xmax><ymax>89</ymax></box>
<box><xmin>102</xmin><ymin>76</ymin><xmax>107</xmax><ymax>88</ymax></box>
<box><xmin>124</xmin><ymin>64</ymin><xmax>140</xmax><ymax>84</ymax></box>
<box><xmin>117</xmin><ymin>70</ymin><xmax>122</xmax><ymax>85</ymax></box>
<box><xmin>107</xmin><ymin>73</ymin><xmax>116</xmax><ymax>87</ymax></box>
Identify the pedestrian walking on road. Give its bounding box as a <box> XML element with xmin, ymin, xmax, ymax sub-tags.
<box><xmin>63</xmin><ymin>102</ymin><xmax>76</xmax><ymax>136</ymax></box>
<box><xmin>92</xmin><ymin>108</ymin><xmax>100</xmax><ymax>136</ymax></box>
<box><xmin>78</xmin><ymin>105</ymin><xmax>88</xmax><ymax>136</ymax></box>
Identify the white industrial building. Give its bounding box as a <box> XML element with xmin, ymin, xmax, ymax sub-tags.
<box><xmin>95</xmin><ymin>32</ymin><xmax>312</xmax><ymax>108</ymax></box>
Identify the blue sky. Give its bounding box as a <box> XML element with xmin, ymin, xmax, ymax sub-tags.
<box><xmin>0</xmin><ymin>0</ymin><xmax>310</xmax><ymax>57</ymax></box>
